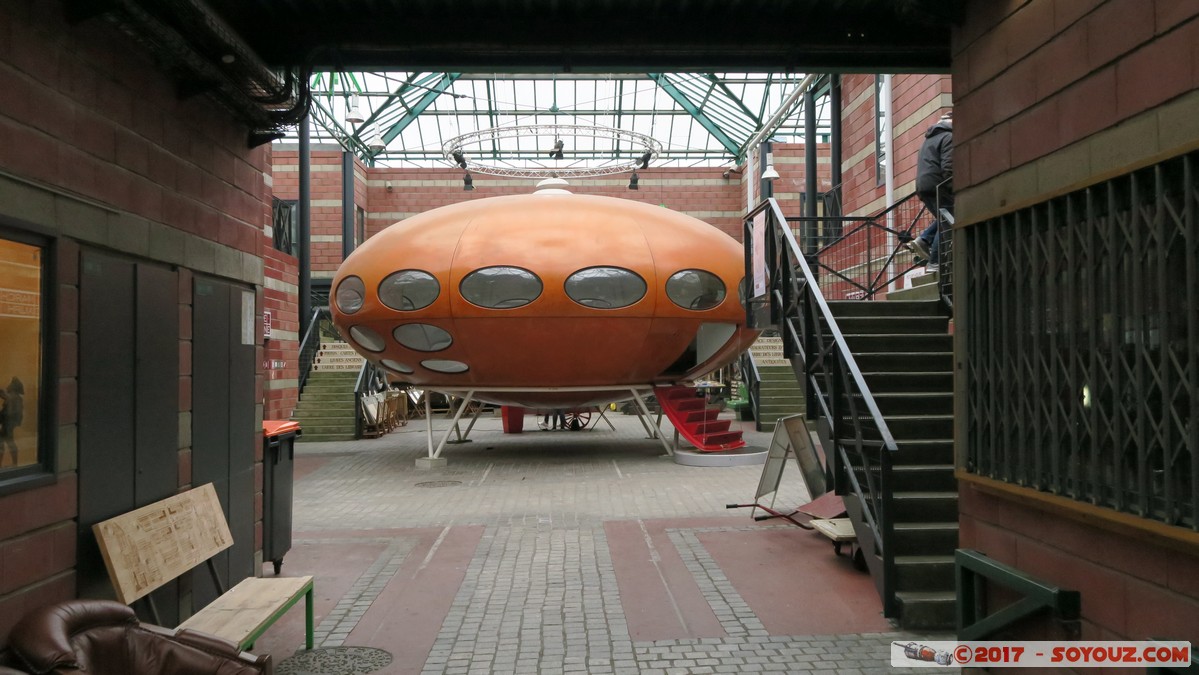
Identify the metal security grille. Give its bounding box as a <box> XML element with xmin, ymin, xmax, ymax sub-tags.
<box><xmin>963</xmin><ymin>153</ymin><xmax>1199</xmax><ymax>530</ymax></box>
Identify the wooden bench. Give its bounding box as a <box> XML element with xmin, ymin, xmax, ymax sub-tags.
<box><xmin>92</xmin><ymin>483</ymin><xmax>314</xmax><ymax>652</ymax></box>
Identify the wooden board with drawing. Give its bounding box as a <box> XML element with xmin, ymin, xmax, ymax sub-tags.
<box><xmin>92</xmin><ymin>483</ymin><xmax>233</xmax><ymax>605</ymax></box>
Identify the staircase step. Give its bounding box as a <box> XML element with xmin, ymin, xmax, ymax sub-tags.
<box><xmin>292</xmin><ymin>408</ymin><xmax>357</xmax><ymax>419</ymax></box>
<box><xmin>895</xmin><ymin>439</ymin><xmax>955</xmax><ymax>463</ymax></box>
<box><xmin>859</xmin><ymin>372</ymin><xmax>953</xmax><ymax>393</ymax></box>
<box><xmin>659</xmin><ymin>387</ymin><xmax>697</xmax><ymax>400</ymax></box>
<box><xmin>682</xmin><ymin>408</ymin><xmax>721</xmax><ymax>424</ymax></box>
<box><xmin>842</xmin><ymin>333</ymin><xmax>953</xmax><ymax>353</ymax></box>
<box><xmin>673</xmin><ymin>398</ymin><xmax>708</xmax><ymax>412</ymax></box>
<box><xmin>826</xmin><ymin>316</ymin><xmax>949</xmax><ymax>335</ymax></box>
<box><xmin>895</xmin><ymin>591</ymin><xmax>957</xmax><ymax>631</ymax></box>
<box><xmin>876</xmin><ymin>491</ymin><xmax>959</xmax><ymax>522</ymax></box>
<box><xmin>865</xmin><ymin>464</ymin><xmax>956</xmax><ymax>492</ymax></box>
<box><xmin>696</xmin><ymin>431</ymin><xmax>745</xmax><ymax>449</ymax></box>
<box><xmin>850</xmin><ymin>414</ymin><xmax>953</xmax><ymax>440</ymax></box>
<box><xmin>849</xmin><ymin>392</ymin><xmax>953</xmax><ymax>416</ymax></box>
<box><xmin>884</xmin><ymin>415</ymin><xmax>954</xmax><ymax>439</ymax></box>
<box><xmin>853</xmin><ymin>352</ymin><xmax>952</xmax><ymax>372</ymax></box>
<box><xmin>298</xmin><ymin>396</ymin><xmax>357</xmax><ymax>406</ymax></box>
<box><xmin>887</xmin><ymin>281</ymin><xmax>941</xmax><ymax>302</ymax></box>
<box><xmin>890</xmin><ymin>522</ymin><xmax>959</xmax><ymax>556</ymax></box>
<box><xmin>688</xmin><ymin>419</ymin><xmax>732</xmax><ymax>435</ymax></box>
<box><xmin>827</xmin><ymin>300</ymin><xmax>944</xmax><ymax>317</ymax></box>
<box><xmin>758</xmin><ymin>404</ymin><xmax>805</xmax><ymax>415</ymax></box>
<box><xmin>301</xmin><ymin>381</ymin><xmax>358</xmax><ymax>390</ymax></box>
<box><xmin>298</xmin><ymin>433</ymin><xmax>356</xmax><ymax>443</ymax></box>
<box><xmin>892</xmin><ymin>555</ymin><xmax>956</xmax><ymax>593</ymax></box>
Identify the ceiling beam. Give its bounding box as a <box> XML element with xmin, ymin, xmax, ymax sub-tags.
<box><xmin>379</xmin><ymin>73</ymin><xmax>462</xmax><ymax>144</ymax></box>
<box><xmin>649</xmin><ymin>73</ymin><xmax>743</xmax><ymax>159</ymax></box>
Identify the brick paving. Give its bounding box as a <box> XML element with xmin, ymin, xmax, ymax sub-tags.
<box><xmin>271</xmin><ymin>411</ymin><xmax>957</xmax><ymax>673</ymax></box>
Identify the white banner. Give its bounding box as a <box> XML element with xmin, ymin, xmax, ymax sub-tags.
<box><xmin>890</xmin><ymin>640</ymin><xmax>1191</xmax><ymax>668</ymax></box>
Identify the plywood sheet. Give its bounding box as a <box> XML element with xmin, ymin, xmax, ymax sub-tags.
<box><xmin>92</xmin><ymin>483</ymin><xmax>233</xmax><ymax>604</ymax></box>
<box><xmin>177</xmin><ymin>576</ymin><xmax>313</xmax><ymax>648</ymax></box>
<box><xmin>811</xmin><ymin>518</ymin><xmax>857</xmax><ymax>543</ymax></box>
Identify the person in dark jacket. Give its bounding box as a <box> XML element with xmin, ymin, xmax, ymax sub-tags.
<box><xmin>908</xmin><ymin>113</ymin><xmax>954</xmax><ymax>272</ymax></box>
<box><xmin>0</xmin><ymin>376</ymin><xmax>24</xmax><ymax>466</ymax></box>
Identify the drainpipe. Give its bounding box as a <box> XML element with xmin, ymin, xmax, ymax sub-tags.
<box><xmin>883</xmin><ymin>75</ymin><xmax>897</xmax><ymax>290</ymax></box>
<box><xmin>299</xmin><ymin>117</ymin><xmax>312</xmax><ymax>337</ymax></box>
<box><xmin>342</xmin><ymin>151</ymin><xmax>356</xmax><ymax>260</ymax></box>
<box><xmin>830</xmin><ymin>75</ymin><xmax>842</xmax><ymax>217</ymax></box>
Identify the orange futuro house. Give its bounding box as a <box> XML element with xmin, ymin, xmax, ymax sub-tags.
<box><xmin>330</xmin><ymin>182</ymin><xmax>759</xmax><ymax>407</ymax></box>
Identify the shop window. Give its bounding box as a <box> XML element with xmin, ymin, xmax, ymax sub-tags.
<box><xmin>0</xmin><ymin>232</ymin><xmax>53</xmax><ymax>491</ymax></box>
<box><xmin>564</xmin><ymin>267</ymin><xmax>646</xmax><ymax>309</ymax></box>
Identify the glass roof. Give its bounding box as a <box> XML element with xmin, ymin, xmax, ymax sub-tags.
<box><xmin>294</xmin><ymin>72</ymin><xmax>833</xmax><ymax>171</ymax></box>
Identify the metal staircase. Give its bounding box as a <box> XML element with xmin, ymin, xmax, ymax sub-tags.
<box><xmin>827</xmin><ymin>299</ymin><xmax>956</xmax><ymax>629</ymax></box>
<box><xmin>654</xmin><ymin>385</ymin><xmax>747</xmax><ymax>451</ymax></box>
<box><xmin>745</xmin><ymin>197</ymin><xmax>957</xmax><ymax>630</ymax></box>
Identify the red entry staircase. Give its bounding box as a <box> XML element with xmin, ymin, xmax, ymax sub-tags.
<box><xmin>654</xmin><ymin>386</ymin><xmax>747</xmax><ymax>452</ymax></box>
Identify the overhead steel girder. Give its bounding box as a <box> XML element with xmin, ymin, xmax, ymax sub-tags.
<box><xmin>308</xmin><ymin>95</ymin><xmax>373</xmax><ymax>159</ymax></box>
<box><xmin>379</xmin><ymin>73</ymin><xmax>462</xmax><ymax>145</ymax></box>
<box><xmin>649</xmin><ymin>73</ymin><xmax>753</xmax><ymax>160</ymax></box>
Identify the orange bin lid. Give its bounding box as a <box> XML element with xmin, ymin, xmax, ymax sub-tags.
<box><xmin>263</xmin><ymin>420</ymin><xmax>301</xmax><ymax>437</ymax></box>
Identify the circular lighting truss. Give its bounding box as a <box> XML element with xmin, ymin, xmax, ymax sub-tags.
<box><xmin>443</xmin><ymin>124</ymin><xmax>663</xmax><ymax>178</ymax></box>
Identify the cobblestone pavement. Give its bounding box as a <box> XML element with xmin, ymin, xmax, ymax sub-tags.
<box><xmin>283</xmin><ymin>412</ymin><xmax>957</xmax><ymax>673</ymax></box>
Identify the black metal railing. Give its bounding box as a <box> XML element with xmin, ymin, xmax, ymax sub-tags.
<box><xmin>786</xmin><ymin>192</ymin><xmax>933</xmax><ymax>301</ymax></box>
<box><xmin>745</xmin><ymin>197</ymin><xmax>901</xmax><ymax>615</ymax></box>
<box><xmin>740</xmin><ymin>349</ymin><xmax>762</xmax><ymax>431</ymax></box>
<box><xmin>937</xmin><ymin>207</ymin><xmax>954</xmax><ymax>309</ymax></box>
<box><xmin>296</xmin><ymin>307</ymin><xmax>331</xmax><ymax>392</ymax></box>
<box><xmin>956</xmin><ymin>549</ymin><xmax>1080</xmax><ymax>640</ymax></box>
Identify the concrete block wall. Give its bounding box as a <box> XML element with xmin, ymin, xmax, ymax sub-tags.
<box><xmin>953</xmin><ymin>0</ymin><xmax>1199</xmax><ymax>643</ymax></box>
<box><xmin>0</xmin><ymin>0</ymin><xmax>270</xmax><ymax>642</ymax></box>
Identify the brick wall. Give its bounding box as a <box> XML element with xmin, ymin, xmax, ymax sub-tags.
<box><xmin>840</xmin><ymin>74</ymin><xmax>952</xmax><ymax>217</ymax></box>
<box><xmin>767</xmin><ymin>142</ymin><xmax>834</xmax><ymax>218</ymax></box>
<box><xmin>0</xmin><ymin>0</ymin><xmax>271</xmax><ymax>642</ymax></box>
<box><xmin>268</xmin><ymin>157</ymin><xmax>750</xmax><ymax>244</ymax></box>
<box><xmin>953</xmin><ymin>0</ymin><xmax>1199</xmax><ymax>222</ymax></box>
<box><xmin>960</xmin><ymin>483</ymin><xmax>1199</xmax><ymax>643</ymax></box>
<box><xmin>953</xmin><ymin>0</ymin><xmax>1199</xmax><ymax>644</ymax></box>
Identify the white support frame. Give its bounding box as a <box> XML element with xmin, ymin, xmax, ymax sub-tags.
<box><xmin>419</xmin><ymin>384</ymin><xmax>670</xmax><ymax>458</ymax></box>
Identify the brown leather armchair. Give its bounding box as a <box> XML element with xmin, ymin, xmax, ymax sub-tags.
<box><xmin>4</xmin><ymin>600</ymin><xmax>271</xmax><ymax>675</ymax></box>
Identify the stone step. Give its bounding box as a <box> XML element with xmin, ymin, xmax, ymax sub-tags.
<box><xmin>895</xmin><ymin>591</ymin><xmax>956</xmax><ymax>631</ymax></box>
<box><xmin>891</xmin><ymin>555</ymin><xmax>956</xmax><ymax>593</ymax></box>
<box><xmin>297</xmin><ymin>433</ymin><xmax>357</xmax><ymax>443</ymax></box>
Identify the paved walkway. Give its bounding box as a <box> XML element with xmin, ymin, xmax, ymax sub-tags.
<box><xmin>255</xmin><ymin>410</ymin><xmax>957</xmax><ymax>674</ymax></box>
